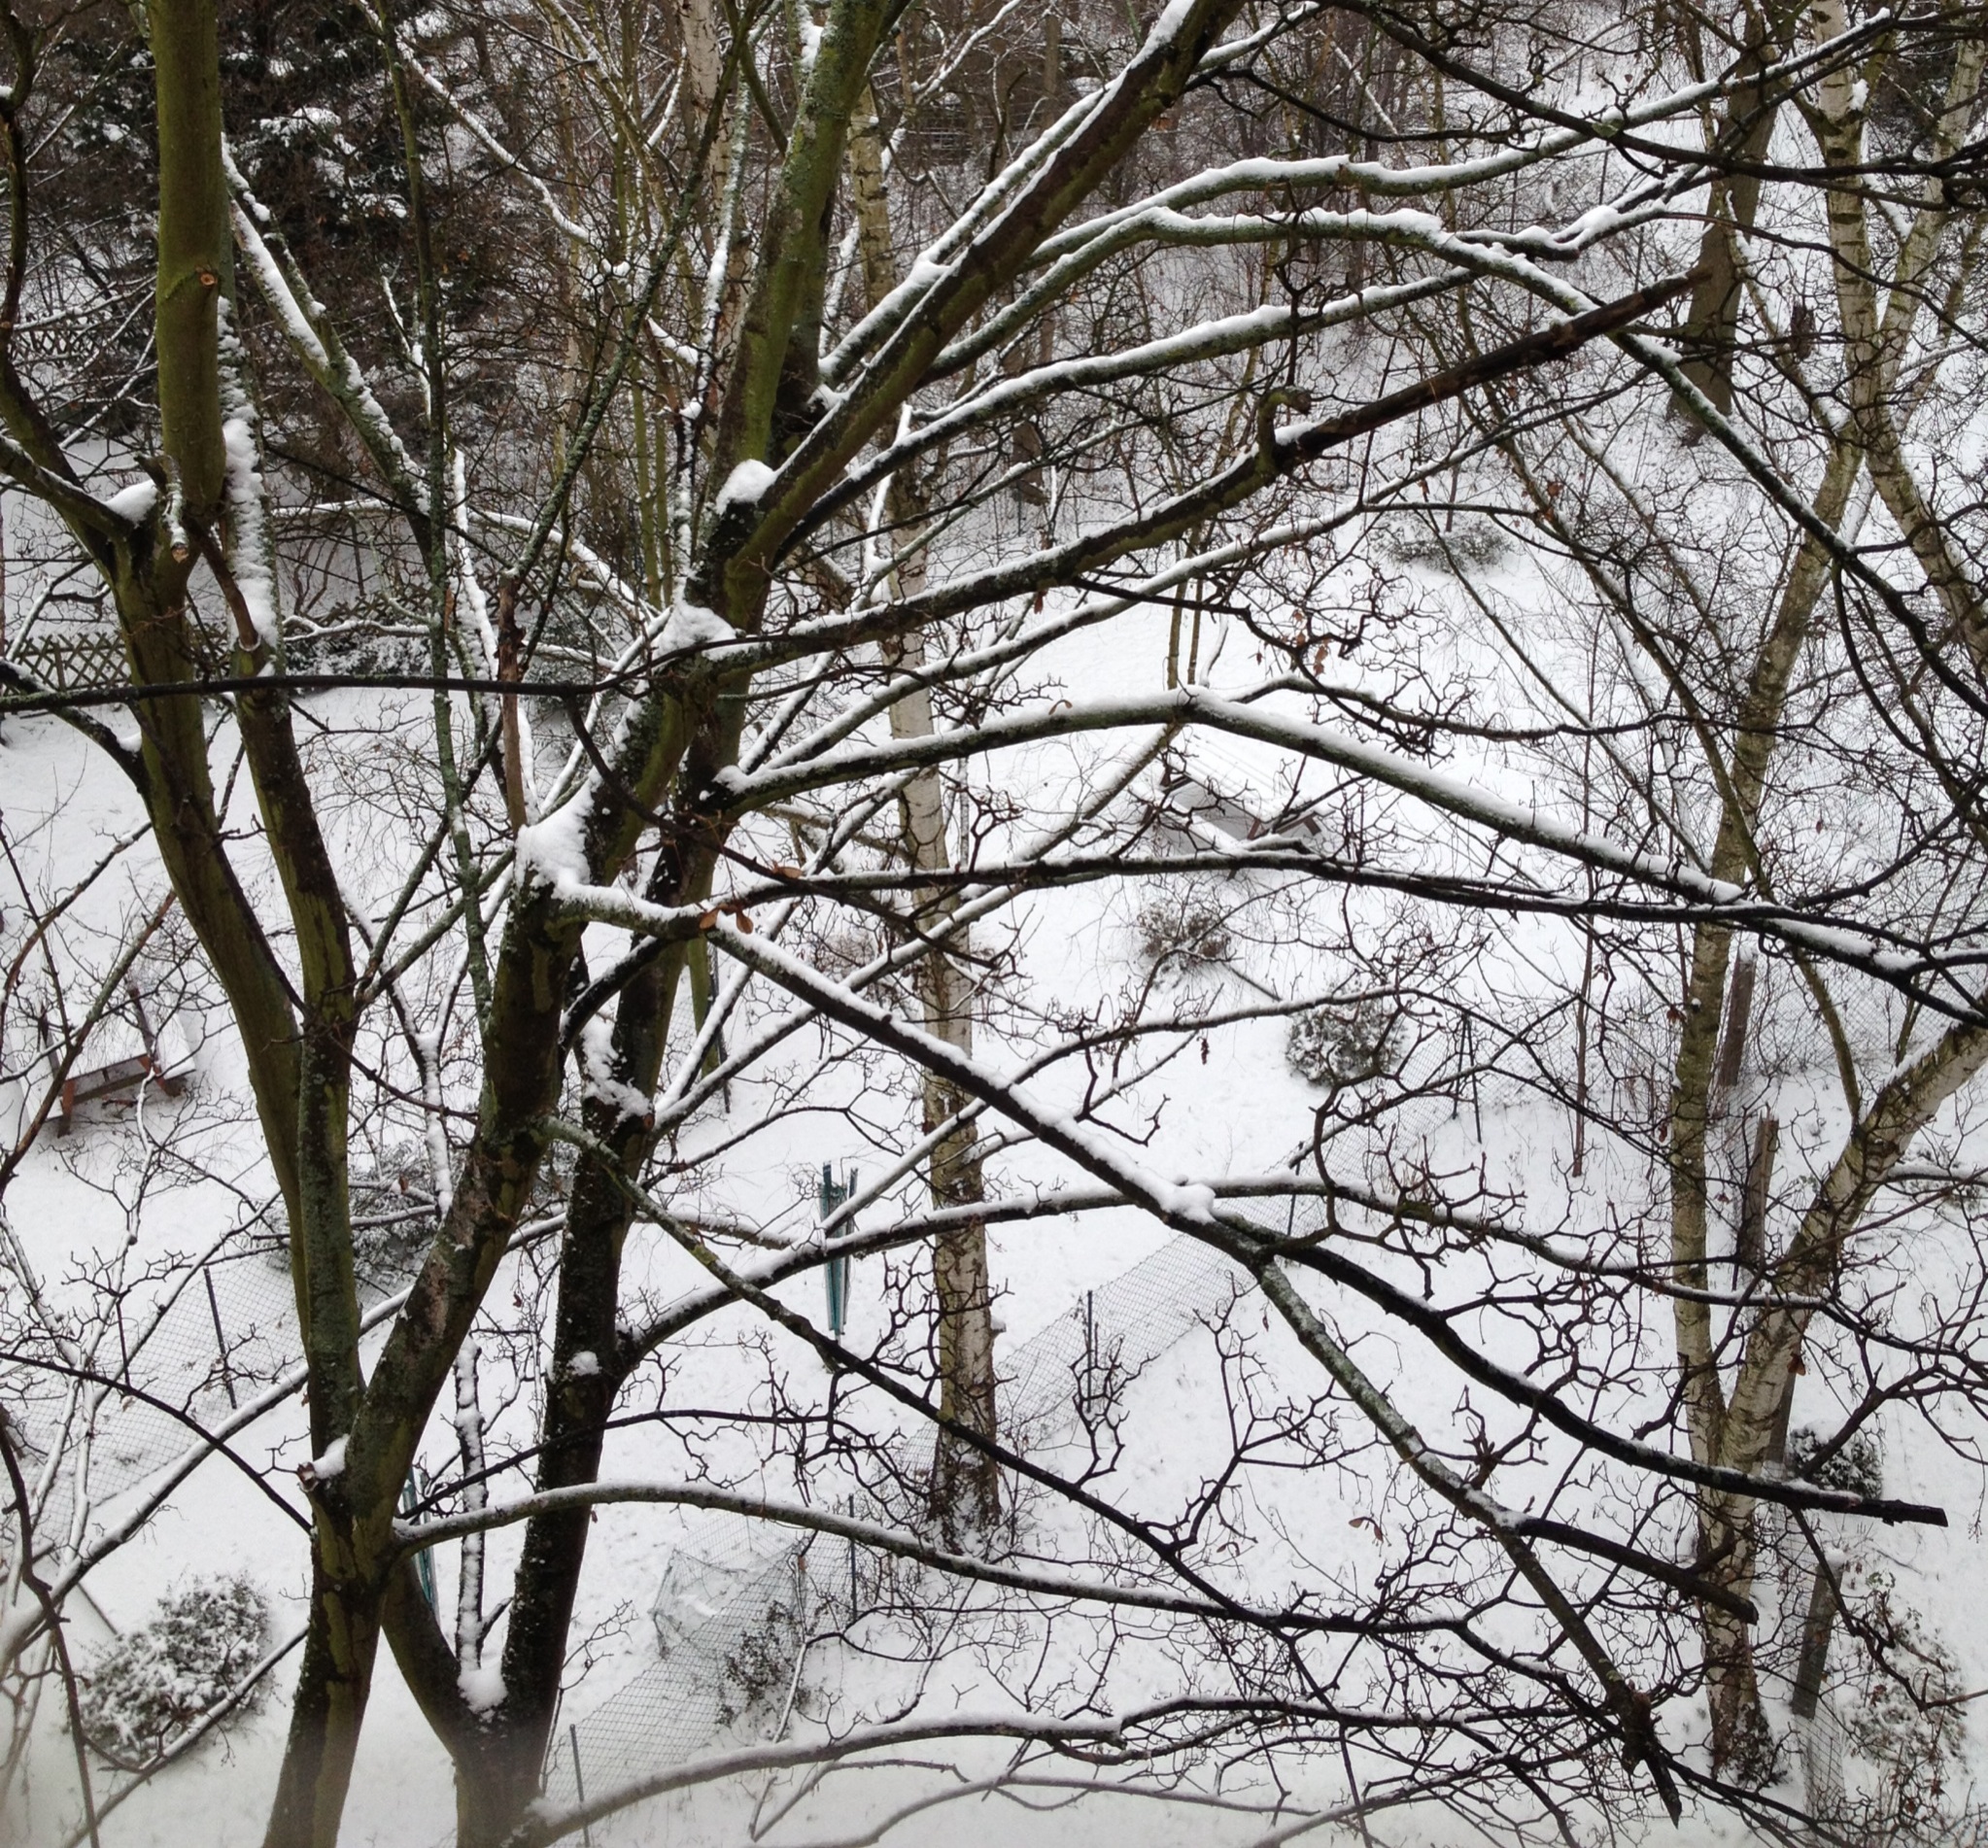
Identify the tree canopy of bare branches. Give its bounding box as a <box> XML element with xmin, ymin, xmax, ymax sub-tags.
<box><xmin>0</xmin><ymin>0</ymin><xmax>1986</xmax><ymax>1843</ymax></box>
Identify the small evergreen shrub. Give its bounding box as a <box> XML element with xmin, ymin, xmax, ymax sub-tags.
<box><xmin>256</xmin><ymin>1142</ymin><xmax>436</xmax><ymax>1292</ymax></box>
<box><xmin>1135</xmin><ymin>889</ymin><xmax>1233</xmax><ymax>973</ymax></box>
<box><xmin>1286</xmin><ymin>998</ymin><xmax>1404</xmax><ymax>1088</ymax></box>
<box><xmin>79</xmin><ymin>1575</ymin><xmax>269</xmax><ymax>1768</ymax></box>
<box><xmin>1379</xmin><ymin>515</ymin><xmax>1510</xmax><ymax>571</ymax></box>
<box><xmin>1786</xmin><ymin>1425</ymin><xmax>1884</xmax><ymax>1500</ymax></box>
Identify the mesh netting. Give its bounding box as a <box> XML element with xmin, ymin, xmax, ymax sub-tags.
<box><xmin>541</xmin><ymin>1228</ymin><xmax>1246</xmax><ymax>1823</ymax></box>
<box><xmin>540</xmin><ymin>1522</ymin><xmax>815</xmax><ymax>1818</ymax></box>
<box><xmin>1799</xmin><ymin>1699</ymin><xmax>1846</xmax><ymax>1812</ymax></box>
<box><xmin>1001</xmin><ymin>1232</ymin><xmax>1241</xmax><ymax>1433</ymax></box>
<box><xmin>7</xmin><ymin>1233</ymin><xmax>316</xmax><ymax>1549</ymax></box>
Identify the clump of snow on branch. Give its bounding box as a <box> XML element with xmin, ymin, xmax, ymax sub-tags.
<box><xmin>104</xmin><ymin>479</ymin><xmax>160</xmax><ymax>527</ymax></box>
<box><xmin>220</xmin><ymin>413</ymin><xmax>283</xmax><ymax>654</ymax></box>
<box><xmin>514</xmin><ymin>794</ymin><xmax>594</xmax><ymax>893</ymax></box>
<box><xmin>304</xmin><ymin>1434</ymin><xmax>348</xmax><ymax>1483</ymax></box>
<box><xmin>716</xmin><ymin>459</ymin><xmax>777</xmax><ymax>516</ymax></box>
<box><xmin>663</xmin><ymin>599</ymin><xmax>736</xmax><ymax>654</ymax></box>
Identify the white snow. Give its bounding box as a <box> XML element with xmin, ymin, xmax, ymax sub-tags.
<box><xmin>513</xmin><ymin>793</ymin><xmax>594</xmax><ymax>892</ymax></box>
<box><xmin>661</xmin><ymin>599</ymin><xmax>736</xmax><ymax>655</ymax></box>
<box><xmin>458</xmin><ymin>1661</ymin><xmax>506</xmax><ymax>1714</ymax></box>
<box><xmin>1142</xmin><ymin>0</ymin><xmax>1197</xmax><ymax>49</ymax></box>
<box><xmin>577</xmin><ymin>1012</ymin><xmax>656</xmax><ymax>1125</ymax></box>
<box><xmin>104</xmin><ymin>479</ymin><xmax>158</xmax><ymax>526</ymax></box>
<box><xmin>1165</xmin><ymin>1181</ymin><xmax>1217</xmax><ymax>1221</ymax></box>
<box><xmin>305</xmin><ymin>1435</ymin><xmax>348</xmax><ymax>1482</ymax></box>
<box><xmin>219</xmin><ymin>409</ymin><xmax>283</xmax><ymax>651</ymax></box>
<box><xmin>715</xmin><ymin>458</ymin><xmax>776</xmax><ymax>516</ymax></box>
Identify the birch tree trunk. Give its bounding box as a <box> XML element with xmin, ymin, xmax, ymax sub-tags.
<box><xmin>851</xmin><ymin>89</ymin><xmax>1000</xmax><ymax>1537</ymax></box>
<box><xmin>890</xmin><ymin>628</ymin><xmax>1002</xmax><ymax>1539</ymax></box>
<box><xmin>1666</xmin><ymin>3</ymin><xmax>1988</xmax><ymax>1766</ymax></box>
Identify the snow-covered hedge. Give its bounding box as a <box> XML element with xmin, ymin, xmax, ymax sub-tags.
<box><xmin>79</xmin><ymin>1575</ymin><xmax>269</xmax><ymax>1769</ymax></box>
<box><xmin>1285</xmin><ymin>998</ymin><xmax>1405</xmax><ymax>1089</ymax></box>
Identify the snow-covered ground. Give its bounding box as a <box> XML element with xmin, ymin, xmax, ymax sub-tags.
<box><xmin>5</xmin><ymin>486</ymin><xmax>1984</xmax><ymax>1848</ymax></box>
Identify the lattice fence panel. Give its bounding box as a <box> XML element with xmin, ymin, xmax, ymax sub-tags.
<box><xmin>9</xmin><ymin>632</ymin><xmax>127</xmax><ymax>692</ymax></box>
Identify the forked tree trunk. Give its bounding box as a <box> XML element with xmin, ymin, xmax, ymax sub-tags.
<box><xmin>1669</xmin><ymin>10</ymin><xmax>1988</xmax><ymax>1766</ymax></box>
<box><xmin>1659</xmin><ymin>430</ymin><xmax>1864</xmax><ymax>1775</ymax></box>
<box><xmin>263</xmin><ymin>1548</ymin><xmax>384</xmax><ymax>1848</ymax></box>
<box><xmin>448</xmin><ymin>884</ymin><xmax>709</xmax><ymax>1845</ymax></box>
<box><xmin>1672</xmin><ymin>5</ymin><xmax>1791</xmax><ymax>422</ymax></box>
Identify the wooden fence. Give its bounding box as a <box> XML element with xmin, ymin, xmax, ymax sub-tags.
<box><xmin>9</xmin><ymin>630</ymin><xmax>126</xmax><ymax>691</ymax></box>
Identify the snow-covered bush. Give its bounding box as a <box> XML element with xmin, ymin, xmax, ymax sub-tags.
<box><xmin>1134</xmin><ymin>887</ymin><xmax>1233</xmax><ymax>975</ymax></box>
<box><xmin>1285</xmin><ymin>998</ymin><xmax>1406</xmax><ymax>1089</ymax></box>
<box><xmin>78</xmin><ymin>1575</ymin><xmax>269</xmax><ymax>1769</ymax></box>
<box><xmin>255</xmin><ymin>1142</ymin><xmax>436</xmax><ymax>1292</ymax></box>
<box><xmin>1379</xmin><ymin>513</ymin><xmax>1510</xmax><ymax>571</ymax></box>
<box><xmin>1833</xmin><ymin>1578</ymin><xmax>1977</xmax><ymax>1847</ymax></box>
<box><xmin>1787</xmin><ymin>1426</ymin><xmax>1885</xmax><ymax>1501</ymax></box>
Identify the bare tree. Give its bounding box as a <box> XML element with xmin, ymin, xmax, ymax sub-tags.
<box><xmin>0</xmin><ymin>0</ymin><xmax>1984</xmax><ymax>1845</ymax></box>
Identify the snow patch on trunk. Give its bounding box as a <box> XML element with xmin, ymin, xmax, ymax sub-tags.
<box><xmin>663</xmin><ymin>599</ymin><xmax>736</xmax><ymax>654</ymax></box>
<box><xmin>716</xmin><ymin>458</ymin><xmax>777</xmax><ymax>516</ymax></box>
<box><xmin>515</xmin><ymin>793</ymin><xmax>594</xmax><ymax>892</ymax></box>
<box><xmin>459</xmin><ymin>1661</ymin><xmax>506</xmax><ymax>1713</ymax></box>
<box><xmin>220</xmin><ymin>413</ymin><xmax>283</xmax><ymax>653</ymax></box>
<box><xmin>105</xmin><ymin>479</ymin><xmax>160</xmax><ymax>526</ymax></box>
<box><xmin>305</xmin><ymin>1436</ymin><xmax>348</xmax><ymax>1481</ymax></box>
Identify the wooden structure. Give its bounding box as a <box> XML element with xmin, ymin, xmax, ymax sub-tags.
<box><xmin>9</xmin><ymin>629</ymin><xmax>126</xmax><ymax>692</ymax></box>
<box><xmin>46</xmin><ymin>981</ymin><xmax>189</xmax><ymax>1135</ymax></box>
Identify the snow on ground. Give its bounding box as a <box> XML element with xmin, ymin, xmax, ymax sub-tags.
<box><xmin>4</xmin><ymin>492</ymin><xmax>1985</xmax><ymax>1847</ymax></box>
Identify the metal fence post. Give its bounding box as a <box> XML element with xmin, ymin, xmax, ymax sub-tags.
<box><xmin>569</xmin><ymin>1723</ymin><xmax>595</xmax><ymax>1848</ymax></box>
<box><xmin>203</xmin><ymin>1267</ymin><xmax>237</xmax><ymax>1409</ymax></box>
<box><xmin>820</xmin><ymin>1163</ymin><xmax>854</xmax><ymax>1338</ymax></box>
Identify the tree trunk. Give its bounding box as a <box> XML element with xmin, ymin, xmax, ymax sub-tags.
<box><xmin>1658</xmin><ymin>429</ymin><xmax>1867</xmax><ymax>1772</ymax></box>
<box><xmin>888</xmin><ymin>639</ymin><xmax>1000</xmax><ymax>1539</ymax></box>
<box><xmin>459</xmin><ymin>958</ymin><xmax>696</xmax><ymax>1841</ymax></box>
<box><xmin>1697</xmin><ymin>1504</ymin><xmax>1771</xmax><ymax>1776</ymax></box>
<box><xmin>430</xmin><ymin>709</ymin><xmax>738</xmax><ymax>1843</ymax></box>
<box><xmin>1664</xmin><ymin>23</ymin><xmax>1987</xmax><ymax>1732</ymax></box>
<box><xmin>1672</xmin><ymin>4</ymin><xmax>1791</xmax><ymax>422</ymax></box>
<box><xmin>262</xmin><ymin>1542</ymin><xmax>384</xmax><ymax>1848</ymax></box>
<box><xmin>846</xmin><ymin>94</ymin><xmax>1000</xmax><ymax>1537</ymax></box>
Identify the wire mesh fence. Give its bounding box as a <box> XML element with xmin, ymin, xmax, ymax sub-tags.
<box><xmin>4</xmin><ymin>1224</ymin><xmax>395</xmax><ymax>1555</ymax></box>
<box><xmin>1001</xmin><ymin>1232</ymin><xmax>1241</xmax><ymax>1435</ymax></box>
<box><xmin>539</xmin><ymin>1521</ymin><xmax>814</xmax><ymax>1820</ymax></box>
<box><xmin>539</xmin><ymin>1227</ymin><xmax>1248</xmax><ymax>1826</ymax></box>
<box><xmin>1799</xmin><ymin>1697</ymin><xmax>1846</xmax><ymax>1814</ymax></box>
